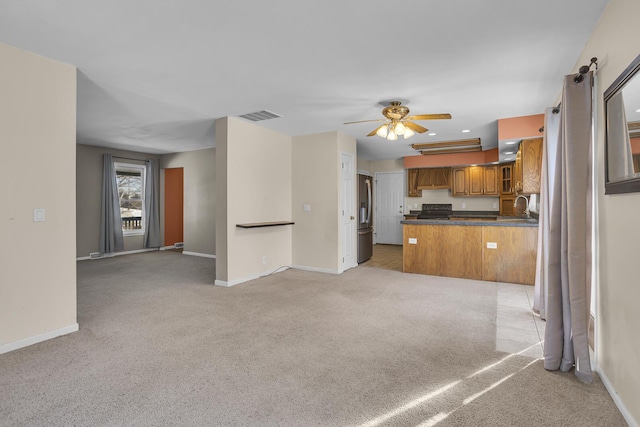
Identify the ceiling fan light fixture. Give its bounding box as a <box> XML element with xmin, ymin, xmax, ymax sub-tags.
<box><xmin>403</xmin><ymin>128</ymin><xmax>415</xmax><ymax>139</ymax></box>
<box><xmin>395</xmin><ymin>122</ymin><xmax>406</xmax><ymax>135</ymax></box>
<box><xmin>376</xmin><ymin>125</ymin><xmax>388</xmax><ymax>138</ymax></box>
<box><xmin>387</xmin><ymin>130</ymin><xmax>398</xmax><ymax>140</ymax></box>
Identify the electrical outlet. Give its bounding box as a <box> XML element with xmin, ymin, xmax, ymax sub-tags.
<box><xmin>493</xmin><ymin>202</ymin><xmax>498</xmax><ymax>209</ymax></box>
<box><xmin>461</xmin><ymin>203</ymin><xmax>466</xmax><ymax>209</ymax></box>
<box><xmin>262</xmin><ymin>256</ymin><xmax>267</xmax><ymax>264</ymax></box>
<box><xmin>487</xmin><ymin>242</ymin><xmax>498</xmax><ymax>249</ymax></box>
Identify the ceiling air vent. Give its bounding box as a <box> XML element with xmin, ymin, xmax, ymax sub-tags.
<box><xmin>238</xmin><ymin>110</ymin><xmax>281</xmax><ymax>122</ymax></box>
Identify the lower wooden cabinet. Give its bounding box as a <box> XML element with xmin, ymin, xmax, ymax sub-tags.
<box><xmin>403</xmin><ymin>223</ymin><xmax>538</xmax><ymax>285</ymax></box>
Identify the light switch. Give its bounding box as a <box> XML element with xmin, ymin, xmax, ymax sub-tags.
<box><xmin>408</xmin><ymin>238</ymin><xmax>417</xmax><ymax>244</ymax></box>
<box><xmin>34</xmin><ymin>208</ymin><xmax>45</xmax><ymax>222</ymax></box>
<box><xmin>487</xmin><ymin>242</ymin><xmax>497</xmax><ymax>249</ymax></box>
<box><xmin>303</xmin><ymin>204</ymin><xmax>311</xmax><ymax>212</ymax></box>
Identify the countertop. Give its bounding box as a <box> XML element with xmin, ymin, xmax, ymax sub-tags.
<box><xmin>401</xmin><ymin>218</ymin><xmax>538</xmax><ymax>227</ymax></box>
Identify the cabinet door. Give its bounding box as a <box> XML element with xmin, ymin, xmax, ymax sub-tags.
<box><xmin>499</xmin><ymin>196</ymin><xmax>515</xmax><ymax>216</ymax></box>
<box><xmin>407</xmin><ymin>168</ymin><xmax>420</xmax><ymax>197</ymax></box>
<box><xmin>514</xmin><ymin>148</ymin><xmax>523</xmax><ymax>193</ymax></box>
<box><xmin>521</xmin><ymin>137</ymin><xmax>543</xmax><ymax>194</ymax></box>
<box><xmin>468</xmin><ymin>166</ymin><xmax>484</xmax><ymax>195</ymax></box>
<box><xmin>500</xmin><ymin>163</ymin><xmax>514</xmax><ymax>195</ymax></box>
<box><xmin>433</xmin><ymin>168</ymin><xmax>451</xmax><ymax>188</ymax></box>
<box><xmin>451</xmin><ymin>167</ymin><xmax>468</xmax><ymax>196</ymax></box>
<box><xmin>483</xmin><ymin>165</ymin><xmax>499</xmax><ymax>196</ymax></box>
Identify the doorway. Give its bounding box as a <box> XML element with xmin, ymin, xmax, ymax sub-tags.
<box><xmin>164</xmin><ymin>167</ymin><xmax>184</xmax><ymax>247</ymax></box>
<box><xmin>374</xmin><ymin>171</ymin><xmax>404</xmax><ymax>245</ymax></box>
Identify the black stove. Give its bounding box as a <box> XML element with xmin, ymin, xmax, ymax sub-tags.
<box><xmin>417</xmin><ymin>203</ymin><xmax>452</xmax><ymax>220</ymax></box>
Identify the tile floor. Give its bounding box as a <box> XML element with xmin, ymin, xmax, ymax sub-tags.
<box><xmin>363</xmin><ymin>244</ymin><xmax>545</xmax><ymax>358</ymax></box>
<box><xmin>495</xmin><ymin>283</ymin><xmax>545</xmax><ymax>358</ymax></box>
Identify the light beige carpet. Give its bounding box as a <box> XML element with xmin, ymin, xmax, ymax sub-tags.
<box><xmin>0</xmin><ymin>251</ymin><xmax>626</xmax><ymax>426</ymax></box>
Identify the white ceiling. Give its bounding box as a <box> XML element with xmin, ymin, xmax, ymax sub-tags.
<box><xmin>0</xmin><ymin>0</ymin><xmax>609</xmax><ymax>161</ymax></box>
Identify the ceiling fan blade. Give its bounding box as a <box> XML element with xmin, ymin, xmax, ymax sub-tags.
<box><xmin>405</xmin><ymin>113</ymin><xmax>452</xmax><ymax>121</ymax></box>
<box><xmin>404</xmin><ymin>121</ymin><xmax>428</xmax><ymax>133</ymax></box>
<box><xmin>344</xmin><ymin>119</ymin><xmax>386</xmax><ymax>125</ymax></box>
<box><xmin>367</xmin><ymin>124</ymin><xmax>388</xmax><ymax>137</ymax></box>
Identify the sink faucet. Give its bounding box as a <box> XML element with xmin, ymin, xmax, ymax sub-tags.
<box><xmin>514</xmin><ymin>195</ymin><xmax>530</xmax><ymax>218</ymax></box>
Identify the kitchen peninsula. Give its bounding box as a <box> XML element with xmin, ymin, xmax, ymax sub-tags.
<box><xmin>402</xmin><ymin>218</ymin><xmax>538</xmax><ymax>285</ymax></box>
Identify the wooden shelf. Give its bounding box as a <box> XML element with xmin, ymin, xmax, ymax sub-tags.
<box><xmin>236</xmin><ymin>221</ymin><xmax>295</xmax><ymax>229</ymax></box>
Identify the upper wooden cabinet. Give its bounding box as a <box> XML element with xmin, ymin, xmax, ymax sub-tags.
<box><xmin>455</xmin><ymin>165</ymin><xmax>498</xmax><ymax>196</ymax></box>
<box><xmin>407</xmin><ymin>168</ymin><xmax>421</xmax><ymax>197</ymax></box>
<box><xmin>500</xmin><ymin>163</ymin><xmax>514</xmax><ymax>195</ymax></box>
<box><xmin>514</xmin><ymin>137</ymin><xmax>543</xmax><ymax>194</ymax></box>
<box><xmin>407</xmin><ymin>167</ymin><xmax>451</xmax><ymax>196</ymax></box>
<box><xmin>417</xmin><ymin>168</ymin><xmax>451</xmax><ymax>190</ymax></box>
<box><xmin>451</xmin><ymin>167</ymin><xmax>469</xmax><ymax>196</ymax></box>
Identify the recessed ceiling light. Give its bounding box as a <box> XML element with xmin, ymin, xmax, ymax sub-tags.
<box><xmin>505</xmin><ymin>141</ymin><xmax>517</xmax><ymax>145</ymax></box>
<box><xmin>462</xmin><ymin>129</ymin><xmax>471</xmax><ymax>133</ymax></box>
<box><xmin>636</xmin><ymin>109</ymin><xmax>640</xmax><ymax>113</ymax></box>
<box><xmin>428</xmin><ymin>132</ymin><xmax>436</xmax><ymax>136</ymax></box>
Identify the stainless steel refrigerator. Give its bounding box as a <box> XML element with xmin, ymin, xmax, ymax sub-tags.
<box><xmin>357</xmin><ymin>174</ymin><xmax>373</xmax><ymax>263</ymax></box>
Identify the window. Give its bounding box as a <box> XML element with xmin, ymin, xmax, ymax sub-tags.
<box><xmin>115</xmin><ymin>162</ymin><xmax>145</xmax><ymax>235</ymax></box>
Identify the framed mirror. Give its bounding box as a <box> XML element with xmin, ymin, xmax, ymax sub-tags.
<box><xmin>604</xmin><ymin>53</ymin><xmax>640</xmax><ymax>194</ymax></box>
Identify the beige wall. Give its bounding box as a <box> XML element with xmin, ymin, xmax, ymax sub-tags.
<box><xmin>574</xmin><ymin>0</ymin><xmax>640</xmax><ymax>424</ymax></box>
<box><xmin>292</xmin><ymin>132</ymin><xmax>357</xmax><ymax>272</ymax></box>
<box><xmin>0</xmin><ymin>43</ymin><xmax>77</xmax><ymax>351</ymax></box>
<box><xmin>215</xmin><ymin>117</ymin><xmax>293</xmax><ymax>285</ymax></box>
<box><xmin>292</xmin><ymin>133</ymin><xmax>341</xmax><ymax>272</ymax></box>
<box><xmin>76</xmin><ymin>144</ymin><xmax>160</xmax><ymax>257</ymax></box>
<box><xmin>159</xmin><ymin>148</ymin><xmax>215</xmax><ymax>256</ymax></box>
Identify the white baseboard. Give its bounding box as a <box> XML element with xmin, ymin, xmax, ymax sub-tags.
<box><xmin>215</xmin><ymin>273</ymin><xmax>261</xmax><ymax>287</ymax></box>
<box><xmin>597</xmin><ymin>367</ymin><xmax>639</xmax><ymax>427</ymax></box>
<box><xmin>182</xmin><ymin>251</ymin><xmax>216</xmax><ymax>259</ymax></box>
<box><xmin>291</xmin><ymin>265</ymin><xmax>340</xmax><ymax>275</ymax></box>
<box><xmin>0</xmin><ymin>323</ymin><xmax>79</xmax><ymax>355</ymax></box>
<box><xmin>159</xmin><ymin>245</ymin><xmax>175</xmax><ymax>251</ymax></box>
<box><xmin>76</xmin><ymin>248</ymin><xmax>159</xmax><ymax>261</ymax></box>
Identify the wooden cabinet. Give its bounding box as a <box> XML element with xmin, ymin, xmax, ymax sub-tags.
<box><xmin>500</xmin><ymin>163</ymin><xmax>514</xmax><ymax>195</ymax></box>
<box><xmin>468</xmin><ymin>166</ymin><xmax>484</xmax><ymax>195</ymax></box>
<box><xmin>408</xmin><ymin>167</ymin><xmax>452</xmax><ymax>196</ymax></box>
<box><xmin>407</xmin><ymin>168</ymin><xmax>420</xmax><ymax>197</ymax></box>
<box><xmin>499</xmin><ymin>196</ymin><xmax>515</xmax><ymax>216</ymax></box>
<box><xmin>451</xmin><ymin>167</ymin><xmax>469</xmax><ymax>196</ymax></box>
<box><xmin>514</xmin><ymin>137</ymin><xmax>543</xmax><ymax>194</ymax></box>
<box><xmin>403</xmin><ymin>223</ymin><xmax>538</xmax><ymax>285</ymax></box>
<box><xmin>483</xmin><ymin>165</ymin><xmax>499</xmax><ymax>195</ymax></box>
<box><xmin>454</xmin><ymin>165</ymin><xmax>498</xmax><ymax>196</ymax></box>
<box><xmin>417</xmin><ymin>168</ymin><xmax>451</xmax><ymax>190</ymax></box>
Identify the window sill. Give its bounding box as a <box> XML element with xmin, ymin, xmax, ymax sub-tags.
<box><xmin>123</xmin><ymin>231</ymin><xmax>145</xmax><ymax>237</ymax></box>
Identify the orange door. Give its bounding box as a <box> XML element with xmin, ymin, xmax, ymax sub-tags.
<box><xmin>164</xmin><ymin>168</ymin><xmax>184</xmax><ymax>246</ymax></box>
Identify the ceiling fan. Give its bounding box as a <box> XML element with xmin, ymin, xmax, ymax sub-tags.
<box><xmin>344</xmin><ymin>101</ymin><xmax>451</xmax><ymax>140</ymax></box>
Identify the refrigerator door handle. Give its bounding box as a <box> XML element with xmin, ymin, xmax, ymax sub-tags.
<box><xmin>366</xmin><ymin>179</ymin><xmax>372</xmax><ymax>224</ymax></box>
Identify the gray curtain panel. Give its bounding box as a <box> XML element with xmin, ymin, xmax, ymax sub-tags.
<box><xmin>606</xmin><ymin>91</ymin><xmax>635</xmax><ymax>182</ymax></box>
<box><xmin>534</xmin><ymin>107</ymin><xmax>561</xmax><ymax>320</ymax></box>
<box><xmin>98</xmin><ymin>154</ymin><xmax>124</xmax><ymax>253</ymax></box>
<box><xmin>544</xmin><ymin>72</ymin><xmax>593</xmax><ymax>383</ymax></box>
<box><xmin>143</xmin><ymin>159</ymin><xmax>162</xmax><ymax>248</ymax></box>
